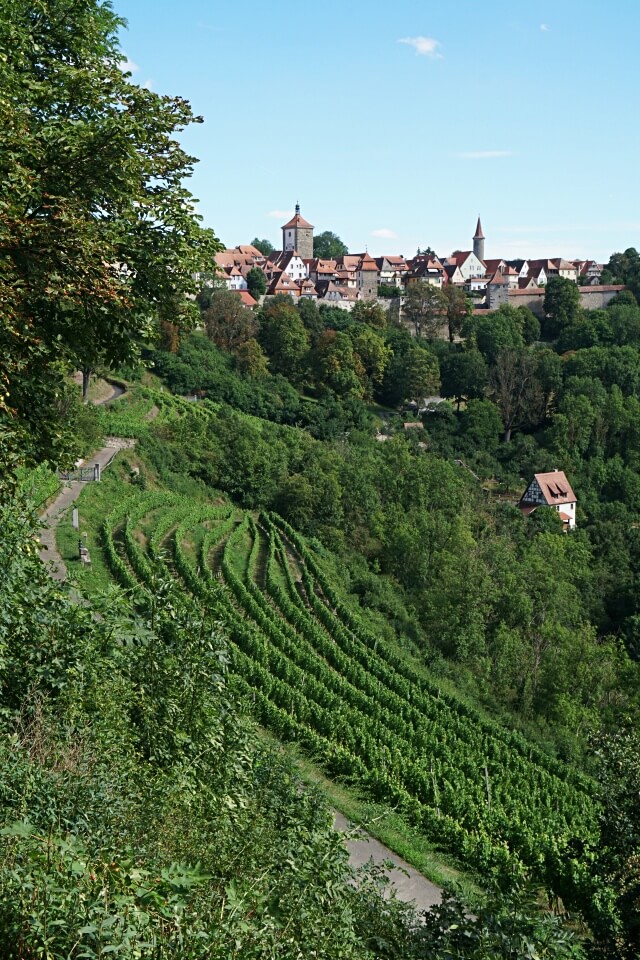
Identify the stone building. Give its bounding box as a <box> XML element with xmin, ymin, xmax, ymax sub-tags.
<box><xmin>281</xmin><ymin>203</ymin><xmax>314</xmax><ymax>260</ymax></box>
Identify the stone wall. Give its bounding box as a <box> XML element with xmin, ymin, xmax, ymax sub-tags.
<box><xmin>507</xmin><ymin>285</ymin><xmax>626</xmax><ymax>317</ymax></box>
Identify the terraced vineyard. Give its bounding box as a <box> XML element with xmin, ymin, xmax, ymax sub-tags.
<box><xmin>101</xmin><ymin>489</ymin><xmax>599</xmax><ymax>889</ymax></box>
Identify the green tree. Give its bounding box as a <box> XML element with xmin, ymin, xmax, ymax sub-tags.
<box><xmin>441</xmin><ymin>284</ymin><xmax>472</xmax><ymax>342</ymax></box>
<box><xmin>311</xmin><ymin>330</ymin><xmax>364</xmax><ymax>399</ymax></box>
<box><xmin>313</xmin><ymin>230</ymin><xmax>348</xmax><ymax>259</ymax></box>
<box><xmin>489</xmin><ymin>347</ymin><xmax>543</xmax><ymax>442</ymax></box>
<box><xmin>351</xmin><ymin>325</ymin><xmax>393</xmax><ymax>399</ymax></box>
<box><xmin>251</xmin><ymin>237</ymin><xmax>275</xmax><ymax>256</ymax></box>
<box><xmin>543</xmin><ymin>276</ymin><xmax>582</xmax><ymax>338</ymax></box>
<box><xmin>259</xmin><ymin>296</ymin><xmax>310</xmax><ymax>382</ymax></box>
<box><xmin>0</xmin><ymin>0</ymin><xmax>218</xmax><ymax>456</ymax></box>
<box><xmin>403</xmin><ymin>344</ymin><xmax>440</xmax><ymax>407</ymax></box>
<box><xmin>234</xmin><ymin>338</ymin><xmax>270</xmax><ymax>378</ymax></box>
<box><xmin>402</xmin><ymin>282</ymin><xmax>446</xmax><ymax>339</ymax></box>
<box><xmin>351</xmin><ymin>299</ymin><xmax>388</xmax><ymax>329</ymax></box>
<box><xmin>246</xmin><ymin>266</ymin><xmax>267</xmax><ymax>301</ymax></box>
<box><xmin>469</xmin><ymin>305</ymin><xmax>525</xmax><ymax>364</ymax></box>
<box><xmin>204</xmin><ymin>289</ymin><xmax>256</xmax><ymax>352</ymax></box>
<box><xmin>586</xmin><ymin>729</ymin><xmax>640</xmax><ymax>959</ymax></box>
<box><xmin>440</xmin><ymin>349</ymin><xmax>488</xmax><ymax>411</ymax></box>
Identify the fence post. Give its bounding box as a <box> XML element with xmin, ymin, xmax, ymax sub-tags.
<box><xmin>94</xmin><ymin>462</ymin><xmax>101</xmax><ymax>482</ymax></box>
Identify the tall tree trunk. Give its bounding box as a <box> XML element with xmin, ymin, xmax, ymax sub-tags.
<box><xmin>82</xmin><ymin>368</ymin><xmax>91</xmax><ymax>404</ymax></box>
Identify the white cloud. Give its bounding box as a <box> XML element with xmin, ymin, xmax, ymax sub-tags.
<box><xmin>267</xmin><ymin>209</ymin><xmax>293</xmax><ymax>219</ymax></box>
<box><xmin>540</xmin><ymin>23</ymin><xmax>549</xmax><ymax>31</ymax></box>
<box><xmin>372</xmin><ymin>228</ymin><xmax>398</xmax><ymax>239</ymax></box>
<box><xmin>120</xmin><ymin>53</ymin><xmax>139</xmax><ymax>74</ymax></box>
<box><xmin>143</xmin><ymin>78</ymin><xmax>153</xmax><ymax>91</ymax></box>
<box><xmin>456</xmin><ymin>150</ymin><xmax>514</xmax><ymax>159</ymax></box>
<box><xmin>398</xmin><ymin>36</ymin><xmax>442</xmax><ymax>58</ymax></box>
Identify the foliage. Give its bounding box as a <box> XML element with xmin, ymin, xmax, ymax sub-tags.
<box><xmin>314</xmin><ymin>230</ymin><xmax>348</xmax><ymax>259</ymax></box>
<box><xmin>0</xmin><ymin>0</ymin><xmax>219</xmax><ymax>450</ymax></box>
<box><xmin>415</xmin><ymin>882</ymin><xmax>586</xmax><ymax>959</ymax></box>
<box><xmin>402</xmin><ymin>282</ymin><xmax>446</xmax><ymax>339</ymax></box>
<box><xmin>544</xmin><ymin>277</ymin><xmax>582</xmax><ymax>339</ymax></box>
<box><xmin>246</xmin><ymin>266</ymin><xmax>267</xmax><ymax>300</ymax></box>
<box><xmin>250</xmin><ymin>237</ymin><xmax>275</xmax><ymax>256</ymax></box>
<box><xmin>259</xmin><ymin>296</ymin><xmax>310</xmax><ymax>383</ymax></box>
<box><xmin>204</xmin><ymin>288</ymin><xmax>257</xmax><ymax>351</ymax></box>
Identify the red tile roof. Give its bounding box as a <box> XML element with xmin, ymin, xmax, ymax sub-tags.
<box><xmin>238</xmin><ymin>291</ymin><xmax>257</xmax><ymax>307</ymax></box>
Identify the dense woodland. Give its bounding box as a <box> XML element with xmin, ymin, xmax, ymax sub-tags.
<box><xmin>2</xmin><ymin>1</ymin><xmax>640</xmax><ymax>957</ymax></box>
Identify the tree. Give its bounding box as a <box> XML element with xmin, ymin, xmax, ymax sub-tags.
<box><xmin>587</xmin><ymin>729</ymin><xmax>640</xmax><ymax>959</ymax></box>
<box><xmin>246</xmin><ymin>266</ymin><xmax>267</xmax><ymax>301</ymax></box>
<box><xmin>489</xmin><ymin>347</ymin><xmax>543</xmax><ymax>442</ymax></box>
<box><xmin>311</xmin><ymin>330</ymin><xmax>364</xmax><ymax>399</ymax></box>
<box><xmin>0</xmin><ymin>0</ymin><xmax>218</xmax><ymax>457</ymax></box>
<box><xmin>259</xmin><ymin>296</ymin><xmax>310</xmax><ymax>382</ymax></box>
<box><xmin>234</xmin><ymin>338</ymin><xmax>269</xmax><ymax>378</ymax></box>
<box><xmin>469</xmin><ymin>305</ymin><xmax>525</xmax><ymax>364</ymax></box>
<box><xmin>402</xmin><ymin>282</ymin><xmax>446</xmax><ymax>338</ymax></box>
<box><xmin>313</xmin><ymin>231</ymin><xmax>348</xmax><ymax>259</ymax></box>
<box><xmin>441</xmin><ymin>284</ymin><xmax>472</xmax><ymax>342</ymax></box>
<box><xmin>204</xmin><ymin>290</ymin><xmax>256</xmax><ymax>352</ymax></box>
<box><xmin>403</xmin><ymin>344</ymin><xmax>440</xmax><ymax>407</ymax></box>
<box><xmin>351</xmin><ymin>300</ymin><xmax>387</xmax><ymax>329</ymax></box>
<box><xmin>351</xmin><ymin>326</ymin><xmax>393</xmax><ymax>399</ymax></box>
<box><xmin>543</xmin><ymin>276</ymin><xmax>582</xmax><ymax>338</ymax></box>
<box><xmin>251</xmin><ymin>237</ymin><xmax>275</xmax><ymax>257</ymax></box>
<box><xmin>440</xmin><ymin>349</ymin><xmax>488</xmax><ymax>411</ymax></box>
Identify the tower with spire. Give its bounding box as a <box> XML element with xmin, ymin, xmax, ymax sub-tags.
<box><xmin>281</xmin><ymin>203</ymin><xmax>314</xmax><ymax>260</ymax></box>
<box><xmin>473</xmin><ymin>216</ymin><xmax>485</xmax><ymax>262</ymax></box>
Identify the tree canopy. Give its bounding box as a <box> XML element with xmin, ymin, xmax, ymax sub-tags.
<box><xmin>0</xmin><ymin>0</ymin><xmax>218</xmax><ymax>465</ymax></box>
<box><xmin>313</xmin><ymin>231</ymin><xmax>348</xmax><ymax>259</ymax></box>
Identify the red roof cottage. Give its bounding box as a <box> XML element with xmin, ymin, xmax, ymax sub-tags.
<box><xmin>519</xmin><ymin>470</ymin><xmax>577</xmax><ymax>529</ymax></box>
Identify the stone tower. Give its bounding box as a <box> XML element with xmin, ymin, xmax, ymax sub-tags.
<box><xmin>473</xmin><ymin>216</ymin><xmax>485</xmax><ymax>262</ymax></box>
<box><xmin>281</xmin><ymin>203</ymin><xmax>314</xmax><ymax>260</ymax></box>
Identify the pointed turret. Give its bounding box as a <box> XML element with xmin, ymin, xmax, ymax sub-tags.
<box><xmin>473</xmin><ymin>216</ymin><xmax>485</xmax><ymax>262</ymax></box>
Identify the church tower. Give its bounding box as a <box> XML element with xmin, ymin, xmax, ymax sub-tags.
<box><xmin>281</xmin><ymin>203</ymin><xmax>314</xmax><ymax>260</ymax></box>
<box><xmin>473</xmin><ymin>216</ymin><xmax>485</xmax><ymax>262</ymax></box>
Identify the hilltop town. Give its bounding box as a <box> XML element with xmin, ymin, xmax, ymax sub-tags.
<box><xmin>212</xmin><ymin>206</ymin><xmax>623</xmax><ymax>316</ymax></box>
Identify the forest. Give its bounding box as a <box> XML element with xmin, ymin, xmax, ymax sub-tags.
<box><xmin>2</xmin><ymin>1</ymin><xmax>640</xmax><ymax>957</ymax></box>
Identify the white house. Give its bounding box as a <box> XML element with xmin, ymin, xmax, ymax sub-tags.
<box><xmin>268</xmin><ymin>250</ymin><xmax>308</xmax><ymax>282</ymax></box>
<box><xmin>519</xmin><ymin>470</ymin><xmax>577</xmax><ymax>529</ymax></box>
<box><xmin>445</xmin><ymin>250</ymin><xmax>486</xmax><ymax>281</ymax></box>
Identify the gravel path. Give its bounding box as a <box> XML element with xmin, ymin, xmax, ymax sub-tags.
<box><xmin>334</xmin><ymin>813</ymin><xmax>442</xmax><ymax>912</ymax></box>
<box><xmin>38</xmin><ymin>378</ymin><xmax>127</xmax><ymax>579</ymax></box>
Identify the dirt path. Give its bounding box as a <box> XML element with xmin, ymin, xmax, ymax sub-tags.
<box><xmin>333</xmin><ymin>813</ymin><xmax>442</xmax><ymax>912</ymax></box>
<box><xmin>38</xmin><ymin>444</ymin><xmax>127</xmax><ymax>580</ymax></box>
<box><xmin>38</xmin><ymin>377</ymin><xmax>127</xmax><ymax>579</ymax></box>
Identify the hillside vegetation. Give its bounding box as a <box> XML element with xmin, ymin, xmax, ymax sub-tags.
<box><xmin>3</xmin><ymin>0</ymin><xmax>640</xmax><ymax>956</ymax></box>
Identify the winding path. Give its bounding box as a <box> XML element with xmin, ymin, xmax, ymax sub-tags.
<box><xmin>38</xmin><ymin>379</ymin><xmax>126</xmax><ymax>579</ymax></box>
<box><xmin>37</xmin><ymin>379</ymin><xmax>443</xmax><ymax>912</ymax></box>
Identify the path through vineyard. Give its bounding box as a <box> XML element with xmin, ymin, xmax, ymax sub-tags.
<box><xmin>36</xmin><ymin>380</ymin><xmax>444</xmax><ymax>912</ymax></box>
<box><xmin>334</xmin><ymin>813</ymin><xmax>442</xmax><ymax>911</ymax></box>
<box><xmin>38</xmin><ymin>378</ymin><xmax>125</xmax><ymax>579</ymax></box>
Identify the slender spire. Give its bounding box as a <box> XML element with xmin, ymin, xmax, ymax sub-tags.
<box><xmin>474</xmin><ymin>216</ymin><xmax>484</xmax><ymax>239</ymax></box>
<box><xmin>295</xmin><ymin>201</ymin><xmax>300</xmax><ymax>216</ymax></box>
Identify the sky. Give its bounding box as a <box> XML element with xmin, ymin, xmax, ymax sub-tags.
<box><xmin>114</xmin><ymin>0</ymin><xmax>640</xmax><ymax>263</ymax></box>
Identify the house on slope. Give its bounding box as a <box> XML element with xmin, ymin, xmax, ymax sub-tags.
<box><xmin>519</xmin><ymin>470</ymin><xmax>577</xmax><ymax>529</ymax></box>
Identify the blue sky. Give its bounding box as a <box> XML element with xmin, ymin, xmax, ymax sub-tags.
<box><xmin>114</xmin><ymin>0</ymin><xmax>640</xmax><ymax>263</ymax></box>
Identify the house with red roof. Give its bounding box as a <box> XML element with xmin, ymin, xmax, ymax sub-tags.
<box><xmin>519</xmin><ymin>470</ymin><xmax>577</xmax><ymax>529</ymax></box>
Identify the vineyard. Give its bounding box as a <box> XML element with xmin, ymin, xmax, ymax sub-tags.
<box><xmin>98</xmin><ymin>484</ymin><xmax>600</xmax><ymax>892</ymax></box>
